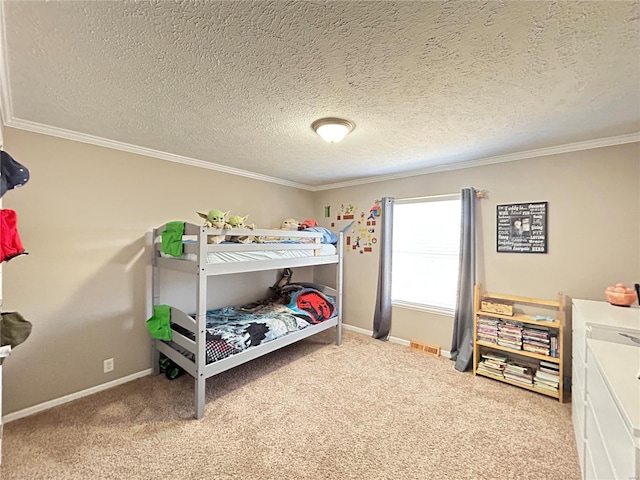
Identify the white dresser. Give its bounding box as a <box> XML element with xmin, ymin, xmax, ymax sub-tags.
<box><xmin>572</xmin><ymin>299</ymin><xmax>640</xmax><ymax>479</ymax></box>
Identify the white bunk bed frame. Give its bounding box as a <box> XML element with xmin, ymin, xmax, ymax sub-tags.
<box><xmin>150</xmin><ymin>222</ymin><xmax>345</xmax><ymax>419</ymax></box>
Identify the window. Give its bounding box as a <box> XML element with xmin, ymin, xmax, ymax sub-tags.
<box><xmin>392</xmin><ymin>195</ymin><xmax>461</xmax><ymax>315</ymax></box>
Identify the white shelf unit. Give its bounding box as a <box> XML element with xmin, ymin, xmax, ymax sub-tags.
<box><xmin>572</xmin><ymin>299</ymin><xmax>640</xmax><ymax>480</ymax></box>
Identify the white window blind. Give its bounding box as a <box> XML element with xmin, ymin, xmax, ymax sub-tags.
<box><xmin>392</xmin><ymin>196</ymin><xmax>461</xmax><ymax>315</ymax></box>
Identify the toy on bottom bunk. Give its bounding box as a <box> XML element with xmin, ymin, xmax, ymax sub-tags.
<box><xmin>197</xmin><ymin>209</ymin><xmax>231</xmax><ymax>244</ymax></box>
<box><xmin>225</xmin><ymin>214</ymin><xmax>256</xmax><ymax>243</ymax></box>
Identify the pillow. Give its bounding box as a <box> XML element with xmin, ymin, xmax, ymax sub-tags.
<box><xmin>288</xmin><ymin>288</ymin><xmax>336</xmax><ymax>324</ymax></box>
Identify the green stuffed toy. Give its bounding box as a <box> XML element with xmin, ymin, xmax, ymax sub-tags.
<box><xmin>196</xmin><ymin>209</ymin><xmax>230</xmax><ymax>244</ymax></box>
<box><xmin>225</xmin><ymin>214</ymin><xmax>255</xmax><ymax>243</ymax></box>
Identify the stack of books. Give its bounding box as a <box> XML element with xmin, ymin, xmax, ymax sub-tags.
<box><xmin>503</xmin><ymin>361</ymin><xmax>534</xmax><ymax>386</ymax></box>
<box><xmin>534</xmin><ymin>360</ymin><xmax>560</xmax><ymax>392</ymax></box>
<box><xmin>497</xmin><ymin>321</ymin><xmax>523</xmax><ymax>350</ymax></box>
<box><xmin>522</xmin><ymin>327</ymin><xmax>551</xmax><ymax>356</ymax></box>
<box><xmin>476</xmin><ymin>316</ymin><xmax>499</xmax><ymax>344</ymax></box>
<box><xmin>477</xmin><ymin>352</ymin><xmax>507</xmax><ymax>377</ymax></box>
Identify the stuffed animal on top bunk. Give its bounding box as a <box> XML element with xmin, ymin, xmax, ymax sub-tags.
<box><xmin>280</xmin><ymin>218</ymin><xmax>300</xmax><ymax>230</ymax></box>
<box><xmin>255</xmin><ymin>218</ymin><xmax>300</xmax><ymax>243</ymax></box>
<box><xmin>225</xmin><ymin>214</ymin><xmax>256</xmax><ymax>243</ymax></box>
<box><xmin>298</xmin><ymin>219</ymin><xmax>318</xmax><ymax>230</ymax></box>
<box><xmin>196</xmin><ymin>209</ymin><xmax>230</xmax><ymax>244</ymax></box>
<box><xmin>298</xmin><ymin>218</ymin><xmax>337</xmax><ymax>244</ymax></box>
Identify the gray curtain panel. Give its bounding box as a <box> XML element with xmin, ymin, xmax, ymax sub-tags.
<box><xmin>372</xmin><ymin>197</ymin><xmax>394</xmax><ymax>340</ymax></box>
<box><xmin>451</xmin><ymin>188</ymin><xmax>476</xmax><ymax>371</ymax></box>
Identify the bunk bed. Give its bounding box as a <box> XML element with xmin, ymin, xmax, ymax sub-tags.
<box><xmin>150</xmin><ymin>222</ymin><xmax>345</xmax><ymax>419</ymax></box>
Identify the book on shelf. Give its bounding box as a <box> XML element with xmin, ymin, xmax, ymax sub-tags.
<box><xmin>504</xmin><ymin>363</ymin><xmax>528</xmax><ymax>374</ymax></box>
<box><xmin>534</xmin><ymin>366</ymin><xmax>559</xmax><ymax>391</ymax></box>
<box><xmin>504</xmin><ymin>372</ymin><xmax>534</xmax><ymax>386</ymax></box>
<box><xmin>477</xmin><ymin>351</ymin><xmax>507</xmax><ymax>377</ymax></box>
<box><xmin>477</xmin><ymin>335</ymin><xmax>497</xmax><ymax>344</ymax></box>
<box><xmin>539</xmin><ymin>360</ymin><xmax>559</xmax><ymax>370</ymax></box>
<box><xmin>549</xmin><ymin>336</ymin><xmax>559</xmax><ymax>357</ymax></box>
<box><xmin>539</xmin><ymin>366</ymin><xmax>559</xmax><ymax>375</ymax></box>
<box><xmin>504</xmin><ymin>362</ymin><xmax>534</xmax><ymax>385</ymax></box>
<box><xmin>534</xmin><ymin>379</ymin><xmax>559</xmax><ymax>390</ymax></box>
<box><xmin>522</xmin><ymin>328</ymin><xmax>550</xmax><ymax>339</ymax></box>
<box><xmin>523</xmin><ymin>344</ymin><xmax>550</xmax><ymax>356</ymax></box>
<box><xmin>497</xmin><ymin>340</ymin><xmax>522</xmax><ymax>350</ymax></box>
<box><xmin>535</xmin><ymin>370</ymin><xmax>559</xmax><ymax>382</ymax></box>
<box><xmin>481</xmin><ymin>352</ymin><xmax>508</xmax><ymax>362</ymax></box>
<box><xmin>499</xmin><ymin>325</ymin><xmax>523</xmax><ymax>335</ymax></box>
<box><xmin>477</xmin><ymin>316</ymin><xmax>500</xmax><ymax>324</ymax></box>
<box><xmin>534</xmin><ymin>381</ymin><xmax>559</xmax><ymax>392</ymax></box>
<box><xmin>524</xmin><ymin>339</ymin><xmax>550</xmax><ymax>347</ymax></box>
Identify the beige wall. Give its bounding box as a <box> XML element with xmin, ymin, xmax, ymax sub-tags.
<box><xmin>2</xmin><ymin>127</ymin><xmax>638</xmax><ymax>415</ymax></box>
<box><xmin>1</xmin><ymin>128</ymin><xmax>316</xmax><ymax>414</ymax></box>
<box><xmin>314</xmin><ymin>143</ymin><xmax>640</xmax><ymax>351</ymax></box>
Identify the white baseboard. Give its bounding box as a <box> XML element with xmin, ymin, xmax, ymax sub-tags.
<box><xmin>3</xmin><ymin>326</ymin><xmax>452</xmax><ymax>423</ymax></box>
<box><xmin>342</xmin><ymin>324</ymin><xmax>451</xmax><ymax>359</ymax></box>
<box><xmin>2</xmin><ymin>369</ymin><xmax>152</xmax><ymax>424</ymax></box>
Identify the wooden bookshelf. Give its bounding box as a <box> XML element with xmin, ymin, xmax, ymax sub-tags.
<box><xmin>473</xmin><ymin>284</ymin><xmax>566</xmax><ymax>403</ymax></box>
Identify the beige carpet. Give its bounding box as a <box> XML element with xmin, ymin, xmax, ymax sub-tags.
<box><xmin>1</xmin><ymin>330</ymin><xmax>580</xmax><ymax>480</ymax></box>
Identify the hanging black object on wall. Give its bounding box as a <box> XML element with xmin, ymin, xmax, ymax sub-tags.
<box><xmin>0</xmin><ymin>150</ymin><xmax>30</xmax><ymax>198</ymax></box>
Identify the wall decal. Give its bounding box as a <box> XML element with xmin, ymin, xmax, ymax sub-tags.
<box><xmin>328</xmin><ymin>200</ymin><xmax>380</xmax><ymax>254</ymax></box>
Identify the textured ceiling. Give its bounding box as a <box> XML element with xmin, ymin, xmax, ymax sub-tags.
<box><xmin>1</xmin><ymin>1</ymin><xmax>639</xmax><ymax>188</ymax></box>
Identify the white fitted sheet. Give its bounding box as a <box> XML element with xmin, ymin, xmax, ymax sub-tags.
<box><xmin>158</xmin><ymin>242</ymin><xmax>336</xmax><ymax>263</ymax></box>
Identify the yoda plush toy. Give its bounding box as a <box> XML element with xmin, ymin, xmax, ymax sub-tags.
<box><xmin>196</xmin><ymin>209</ymin><xmax>230</xmax><ymax>244</ymax></box>
<box><xmin>280</xmin><ymin>218</ymin><xmax>299</xmax><ymax>230</ymax></box>
<box><xmin>225</xmin><ymin>215</ymin><xmax>255</xmax><ymax>243</ymax></box>
<box><xmin>255</xmin><ymin>218</ymin><xmax>301</xmax><ymax>243</ymax></box>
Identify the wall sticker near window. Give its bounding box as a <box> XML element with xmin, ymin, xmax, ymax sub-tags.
<box><xmin>330</xmin><ymin>200</ymin><xmax>380</xmax><ymax>254</ymax></box>
<box><xmin>350</xmin><ymin>200</ymin><xmax>380</xmax><ymax>254</ymax></box>
<box><xmin>496</xmin><ymin>202</ymin><xmax>548</xmax><ymax>253</ymax></box>
<box><xmin>337</xmin><ymin>203</ymin><xmax>357</xmax><ymax>220</ymax></box>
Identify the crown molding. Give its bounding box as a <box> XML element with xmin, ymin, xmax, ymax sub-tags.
<box><xmin>309</xmin><ymin>132</ymin><xmax>640</xmax><ymax>191</ymax></box>
<box><xmin>4</xmin><ymin>117</ymin><xmax>313</xmax><ymax>190</ymax></box>
<box><xmin>5</xmin><ymin>115</ymin><xmax>638</xmax><ymax>192</ymax></box>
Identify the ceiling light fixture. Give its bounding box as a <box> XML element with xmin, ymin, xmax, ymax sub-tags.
<box><xmin>311</xmin><ymin>117</ymin><xmax>355</xmax><ymax>143</ymax></box>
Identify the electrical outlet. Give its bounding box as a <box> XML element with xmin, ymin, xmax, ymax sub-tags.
<box><xmin>103</xmin><ymin>358</ymin><xmax>114</xmax><ymax>373</ymax></box>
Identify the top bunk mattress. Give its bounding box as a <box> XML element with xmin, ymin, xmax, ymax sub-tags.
<box><xmin>160</xmin><ymin>243</ymin><xmax>336</xmax><ymax>263</ymax></box>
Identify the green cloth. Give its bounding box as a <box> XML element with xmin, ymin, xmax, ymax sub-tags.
<box><xmin>0</xmin><ymin>311</ymin><xmax>32</xmax><ymax>364</ymax></box>
<box><xmin>146</xmin><ymin>305</ymin><xmax>172</xmax><ymax>341</ymax></box>
<box><xmin>161</xmin><ymin>221</ymin><xmax>185</xmax><ymax>257</ymax></box>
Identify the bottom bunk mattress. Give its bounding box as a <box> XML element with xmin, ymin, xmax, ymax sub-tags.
<box><xmin>169</xmin><ymin>284</ymin><xmax>337</xmax><ymax>364</ymax></box>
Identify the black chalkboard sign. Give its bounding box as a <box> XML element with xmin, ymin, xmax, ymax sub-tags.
<box><xmin>496</xmin><ymin>202</ymin><xmax>548</xmax><ymax>253</ymax></box>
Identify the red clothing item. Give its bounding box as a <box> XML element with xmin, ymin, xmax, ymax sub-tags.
<box><xmin>0</xmin><ymin>209</ymin><xmax>27</xmax><ymax>262</ymax></box>
<box><xmin>299</xmin><ymin>219</ymin><xmax>318</xmax><ymax>230</ymax></box>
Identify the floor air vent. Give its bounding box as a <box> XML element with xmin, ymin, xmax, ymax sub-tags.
<box><xmin>410</xmin><ymin>340</ymin><xmax>441</xmax><ymax>357</ymax></box>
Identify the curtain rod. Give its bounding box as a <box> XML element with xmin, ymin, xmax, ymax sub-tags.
<box><xmin>395</xmin><ymin>189</ymin><xmax>487</xmax><ymax>203</ymax></box>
